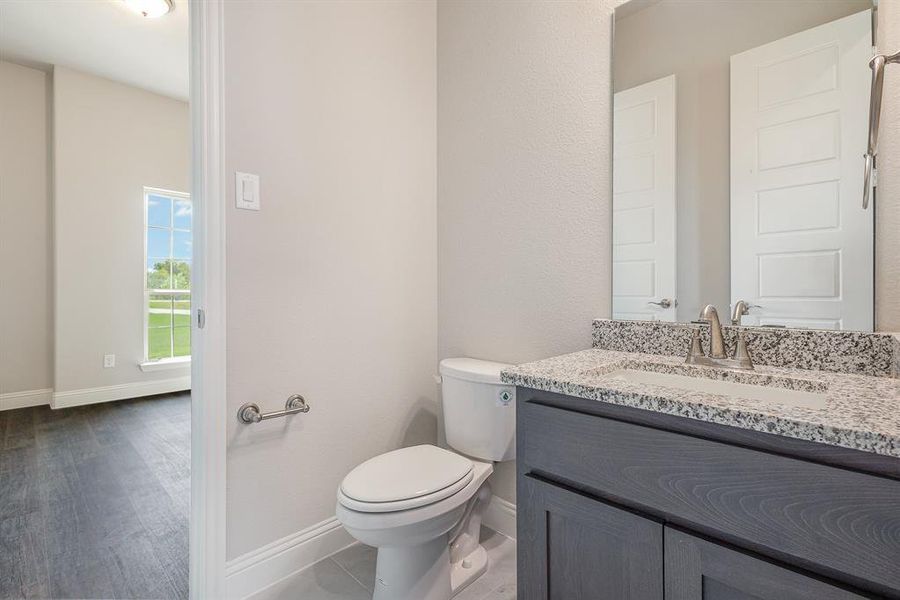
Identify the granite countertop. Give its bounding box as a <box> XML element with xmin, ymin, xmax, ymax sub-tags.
<box><xmin>501</xmin><ymin>349</ymin><xmax>900</xmax><ymax>458</ymax></box>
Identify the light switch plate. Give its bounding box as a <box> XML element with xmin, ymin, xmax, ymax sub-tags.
<box><xmin>235</xmin><ymin>172</ymin><xmax>260</xmax><ymax>211</ymax></box>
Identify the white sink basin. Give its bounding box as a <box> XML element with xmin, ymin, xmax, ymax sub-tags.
<box><xmin>606</xmin><ymin>368</ymin><xmax>827</xmax><ymax>409</ymax></box>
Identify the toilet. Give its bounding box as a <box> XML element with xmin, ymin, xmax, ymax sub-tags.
<box><xmin>335</xmin><ymin>358</ymin><xmax>516</xmax><ymax>600</ymax></box>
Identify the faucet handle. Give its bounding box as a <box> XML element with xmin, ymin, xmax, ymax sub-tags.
<box><xmin>685</xmin><ymin>327</ymin><xmax>705</xmax><ymax>364</ymax></box>
<box><xmin>733</xmin><ymin>332</ymin><xmax>754</xmax><ymax>369</ymax></box>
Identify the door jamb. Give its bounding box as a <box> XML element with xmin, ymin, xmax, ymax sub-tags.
<box><xmin>190</xmin><ymin>1</ymin><xmax>227</xmax><ymax>597</ymax></box>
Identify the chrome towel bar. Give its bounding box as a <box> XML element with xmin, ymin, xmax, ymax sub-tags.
<box><xmin>238</xmin><ymin>394</ymin><xmax>310</xmax><ymax>424</ymax></box>
<box><xmin>863</xmin><ymin>49</ymin><xmax>900</xmax><ymax>209</ymax></box>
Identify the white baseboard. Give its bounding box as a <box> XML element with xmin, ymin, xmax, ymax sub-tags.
<box><xmin>0</xmin><ymin>388</ymin><xmax>53</xmax><ymax>411</ymax></box>
<box><xmin>51</xmin><ymin>376</ymin><xmax>191</xmax><ymax>409</ymax></box>
<box><xmin>483</xmin><ymin>495</ymin><xmax>517</xmax><ymax>540</ymax></box>
<box><xmin>224</xmin><ymin>499</ymin><xmax>515</xmax><ymax>599</ymax></box>
<box><xmin>225</xmin><ymin>516</ymin><xmax>354</xmax><ymax>600</ymax></box>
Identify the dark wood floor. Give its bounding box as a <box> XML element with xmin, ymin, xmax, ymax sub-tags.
<box><xmin>0</xmin><ymin>392</ymin><xmax>190</xmax><ymax>600</ymax></box>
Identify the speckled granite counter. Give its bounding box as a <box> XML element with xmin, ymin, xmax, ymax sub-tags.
<box><xmin>501</xmin><ymin>348</ymin><xmax>900</xmax><ymax>458</ymax></box>
<box><xmin>592</xmin><ymin>319</ymin><xmax>900</xmax><ymax>377</ymax></box>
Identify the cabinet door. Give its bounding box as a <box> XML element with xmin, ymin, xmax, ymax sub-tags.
<box><xmin>518</xmin><ymin>475</ymin><xmax>664</xmax><ymax>600</ymax></box>
<box><xmin>665</xmin><ymin>528</ymin><xmax>869</xmax><ymax>600</ymax></box>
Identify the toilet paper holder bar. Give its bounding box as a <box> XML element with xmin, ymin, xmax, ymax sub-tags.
<box><xmin>238</xmin><ymin>394</ymin><xmax>310</xmax><ymax>424</ymax></box>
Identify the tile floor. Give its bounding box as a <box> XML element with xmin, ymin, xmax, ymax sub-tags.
<box><xmin>249</xmin><ymin>527</ymin><xmax>517</xmax><ymax>600</ymax></box>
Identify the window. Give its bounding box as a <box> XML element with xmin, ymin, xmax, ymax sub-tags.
<box><xmin>144</xmin><ymin>188</ymin><xmax>191</xmax><ymax>362</ymax></box>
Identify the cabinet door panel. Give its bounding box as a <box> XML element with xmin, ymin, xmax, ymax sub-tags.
<box><xmin>518</xmin><ymin>475</ymin><xmax>664</xmax><ymax>600</ymax></box>
<box><xmin>664</xmin><ymin>527</ymin><xmax>869</xmax><ymax>600</ymax></box>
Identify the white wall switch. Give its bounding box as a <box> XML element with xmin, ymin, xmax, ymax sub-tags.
<box><xmin>103</xmin><ymin>354</ymin><xmax>116</xmax><ymax>368</ymax></box>
<box><xmin>235</xmin><ymin>172</ymin><xmax>261</xmax><ymax>211</ymax></box>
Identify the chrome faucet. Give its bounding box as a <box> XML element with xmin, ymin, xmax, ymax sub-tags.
<box><xmin>686</xmin><ymin>304</ymin><xmax>754</xmax><ymax>370</ymax></box>
<box><xmin>731</xmin><ymin>300</ymin><xmax>760</xmax><ymax>326</ymax></box>
<box><xmin>698</xmin><ymin>305</ymin><xmax>727</xmax><ymax>358</ymax></box>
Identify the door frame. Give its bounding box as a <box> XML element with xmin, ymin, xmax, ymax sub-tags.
<box><xmin>189</xmin><ymin>1</ymin><xmax>227</xmax><ymax>598</ymax></box>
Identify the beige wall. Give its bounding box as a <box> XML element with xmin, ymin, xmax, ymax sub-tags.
<box><xmin>876</xmin><ymin>0</ymin><xmax>900</xmax><ymax>331</ymax></box>
<box><xmin>53</xmin><ymin>66</ymin><xmax>190</xmax><ymax>392</ymax></box>
<box><xmin>437</xmin><ymin>0</ymin><xmax>614</xmax><ymax>503</ymax></box>
<box><xmin>0</xmin><ymin>61</ymin><xmax>53</xmax><ymax>395</ymax></box>
<box><xmin>224</xmin><ymin>0</ymin><xmax>438</xmax><ymax>560</ymax></box>
<box><xmin>614</xmin><ymin>0</ymin><xmax>870</xmax><ymax>321</ymax></box>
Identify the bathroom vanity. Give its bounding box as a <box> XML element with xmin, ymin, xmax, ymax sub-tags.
<box><xmin>504</xmin><ymin>320</ymin><xmax>900</xmax><ymax>600</ymax></box>
<box><xmin>517</xmin><ymin>0</ymin><xmax>900</xmax><ymax>595</ymax></box>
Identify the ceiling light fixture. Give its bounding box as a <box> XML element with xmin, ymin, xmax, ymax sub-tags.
<box><xmin>122</xmin><ymin>0</ymin><xmax>173</xmax><ymax>18</ymax></box>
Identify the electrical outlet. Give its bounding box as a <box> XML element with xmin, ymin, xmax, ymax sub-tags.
<box><xmin>103</xmin><ymin>354</ymin><xmax>116</xmax><ymax>368</ymax></box>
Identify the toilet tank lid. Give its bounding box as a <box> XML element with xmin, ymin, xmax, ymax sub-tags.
<box><xmin>439</xmin><ymin>357</ymin><xmax>512</xmax><ymax>384</ymax></box>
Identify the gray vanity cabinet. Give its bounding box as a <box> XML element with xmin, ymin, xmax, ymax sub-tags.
<box><xmin>518</xmin><ymin>475</ymin><xmax>664</xmax><ymax>599</ymax></box>
<box><xmin>664</xmin><ymin>528</ymin><xmax>867</xmax><ymax>600</ymax></box>
<box><xmin>518</xmin><ymin>475</ymin><xmax>862</xmax><ymax>600</ymax></box>
<box><xmin>516</xmin><ymin>389</ymin><xmax>900</xmax><ymax>599</ymax></box>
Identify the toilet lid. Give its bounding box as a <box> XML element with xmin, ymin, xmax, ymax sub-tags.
<box><xmin>340</xmin><ymin>445</ymin><xmax>474</xmax><ymax>509</ymax></box>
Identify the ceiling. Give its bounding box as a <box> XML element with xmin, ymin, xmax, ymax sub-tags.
<box><xmin>0</xmin><ymin>0</ymin><xmax>188</xmax><ymax>101</ymax></box>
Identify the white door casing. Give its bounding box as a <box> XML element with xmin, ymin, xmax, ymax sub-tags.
<box><xmin>613</xmin><ymin>75</ymin><xmax>677</xmax><ymax>321</ymax></box>
<box><xmin>730</xmin><ymin>10</ymin><xmax>873</xmax><ymax>331</ymax></box>
<box><xmin>190</xmin><ymin>1</ymin><xmax>228</xmax><ymax>597</ymax></box>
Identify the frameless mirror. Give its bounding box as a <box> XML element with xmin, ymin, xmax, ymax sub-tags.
<box><xmin>612</xmin><ymin>0</ymin><xmax>878</xmax><ymax>331</ymax></box>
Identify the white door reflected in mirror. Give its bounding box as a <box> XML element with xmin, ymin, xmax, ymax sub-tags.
<box><xmin>612</xmin><ymin>74</ymin><xmax>677</xmax><ymax>322</ymax></box>
<box><xmin>730</xmin><ymin>10</ymin><xmax>873</xmax><ymax>331</ymax></box>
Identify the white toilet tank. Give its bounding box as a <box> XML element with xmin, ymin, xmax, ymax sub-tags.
<box><xmin>439</xmin><ymin>358</ymin><xmax>516</xmax><ymax>462</ymax></box>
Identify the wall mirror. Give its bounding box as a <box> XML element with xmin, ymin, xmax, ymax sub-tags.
<box><xmin>612</xmin><ymin>0</ymin><xmax>878</xmax><ymax>331</ymax></box>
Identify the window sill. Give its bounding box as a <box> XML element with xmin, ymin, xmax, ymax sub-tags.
<box><xmin>140</xmin><ymin>357</ymin><xmax>192</xmax><ymax>372</ymax></box>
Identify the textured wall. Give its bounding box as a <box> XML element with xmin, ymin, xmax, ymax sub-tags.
<box><xmin>437</xmin><ymin>0</ymin><xmax>615</xmax><ymax>502</ymax></box>
<box><xmin>876</xmin><ymin>0</ymin><xmax>900</xmax><ymax>331</ymax></box>
<box><xmin>223</xmin><ymin>0</ymin><xmax>438</xmax><ymax>560</ymax></box>
<box><xmin>0</xmin><ymin>61</ymin><xmax>52</xmax><ymax>395</ymax></box>
<box><xmin>53</xmin><ymin>66</ymin><xmax>190</xmax><ymax>392</ymax></box>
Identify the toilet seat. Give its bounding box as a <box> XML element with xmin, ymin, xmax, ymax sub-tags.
<box><xmin>339</xmin><ymin>445</ymin><xmax>474</xmax><ymax>513</ymax></box>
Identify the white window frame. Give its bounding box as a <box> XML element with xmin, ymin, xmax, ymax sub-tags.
<box><xmin>143</xmin><ymin>186</ymin><xmax>192</xmax><ymax>365</ymax></box>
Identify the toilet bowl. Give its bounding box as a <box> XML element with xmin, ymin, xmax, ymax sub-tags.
<box><xmin>336</xmin><ymin>446</ymin><xmax>494</xmax><ymax>600</ymax></box>
<box><xmin>335</xmin><ymin>358</ymin><xmax>516</xmax><ymax>600</ymax></box>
